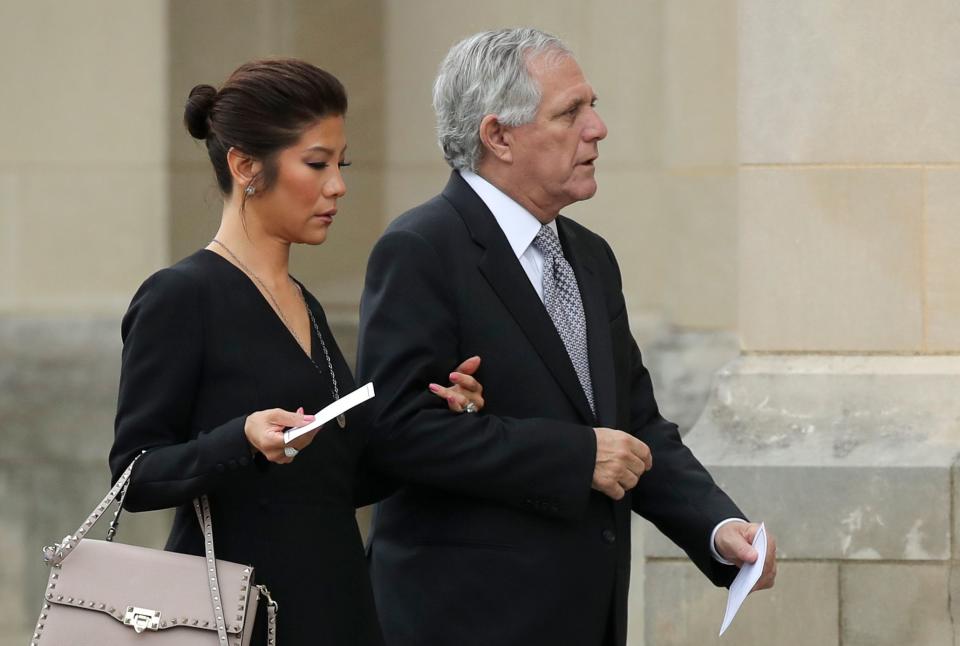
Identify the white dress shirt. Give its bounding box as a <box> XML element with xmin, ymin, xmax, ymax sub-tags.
<box><xmin>460</xmin><ymin>170</ymin><xmax>745</xmax><ymax>565</ymax></box>
<box><xmin>461</xmin><ymin>170</ymin><xmax>555</xmax><ymax>302</ymax></box>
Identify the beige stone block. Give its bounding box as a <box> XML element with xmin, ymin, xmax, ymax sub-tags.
<box><xmin>382</xmin><ymin>164</ymin><xmax>451</xmax><ymax>225</ymax></box>
<box><xmin>645</xmin><ymin>561</ymin><xmax>838</xmax><ymax>646</ymax></box>
<box><xmin>627</xmin><ymin>515</ymin><xmax>646</xmax><ymax>646</ymax></box>
<box><xmin>841</xmin><ymin>563</ymin><xmax>952</xmax><ymax>646</ymax></box>
<box><xmin>15</xmin><ymin>167</ymin><xmax>167</xmax><ymax>313</ymax></box>
<box><xmin>740</xmin><ymin>168</ymin><xmax>924</xmax><ymax>352</ymax></box>
<box><xmin>0</xmin><ymin>469</ymin><xmax>26</xmax><ymax>638</ymax></box>
<box><xmin>670</xmin><ymin>355</ymin><xmax>960</xmax><ymax>562</ymax></box>
<box><xmin>170</xmin><ymin>0</ymin><xmax>386</xmax><ymax>165</ymax></box>
<box><xmin>565</xmin><ymin>168</ymin><xmax>667</xmax><ymax>315</ymax></box>
<box><xmin>739</xmin><ymin>0</ymin><xmax>960</xmax><ymax>163</ymax></box>
<box><xmin>925</xmin><ymin>169</ymin><xmax>960</xmax><ymax>351</ymax></box>
<box><xmin>480</xmin><ymin>0</ymin><xmax>587</xmax><ymax>41</ymax></box>
<box><xmin>1</xmin><ymin>318</ymin><xmax>124</xmax><ymax>465</ymax></box>
<box><xmin>169</xmin><ymin>165</ymin><xmax>223</xmax><ymax>263</ymax></box>
<box><xmin>357</xmin><ymin>505</ymin><xmax>374</xmax><ymax>544</ymax></box>
<box><xmin>384</xmin><ymin>0</ymin><xmax>588</xmax><ymax>166</ymax></box>
<box><xmin>661</xmin><ymin>171</ymin><xmax>737</xmax><ymax>329</ymax></box>
<box><xmin>290</xmin><ymin>0</ymin><xmax>386</xmax><ymax>164</ymax></box>
<box><xmin>168</xmin><ymin>0</ymin><xmax>296</xmax><ymax>164</ymax></box>
<box><xmin>384</xmin><ymin>3</ymin><xmax>485</xmax><ymax>166</ymax></box>
<box><xmin>580</xmin><ymin>1</ymin><xmax>663</xmax><ymax>168</ymax></box>
<box><xmin>663</xmin><ymin>0</ymin><xmax>736</xmax><ymax>169</ymax></box>
<box><xmin>0</xmin><ymin>173</ymin><xmax>18</xmax><ymax>310</ymax></box>
<box><xmin>953</xmin><ymin>461</ymin><xmax>960</xmax><ymax>561</ymax></box>
<box><xmin>0</xmin><ymin>0</ymin><xmax>166</xmax><ymax>164</ymax></box>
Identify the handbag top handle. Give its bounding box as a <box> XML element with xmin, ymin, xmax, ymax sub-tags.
<box><xmin>42</xmin><ymin>452</ymin><xmax>147</xmax><ymax>567</ymax></box>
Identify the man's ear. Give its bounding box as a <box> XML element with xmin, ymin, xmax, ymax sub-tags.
<box><xmin>478</xmin><ymin>114</ymin><xmax>513</xmax><ymax>164</ymax></box>
<box><xmin>226</xmin><ymin>147</ymin><xmax>263</xmax><ymax>192</ymax></box>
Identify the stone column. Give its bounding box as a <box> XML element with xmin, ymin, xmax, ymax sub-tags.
<box><xmin>646</xmin><ymin>2</ymin><xmax>960</xmax><ymax>645</ymax></box>
<box><xmin>0</xmin><ymin>2</ymin><xmax>170</xmax><ymax>642</ymax></box>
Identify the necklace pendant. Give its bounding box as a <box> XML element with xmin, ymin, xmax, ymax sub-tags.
<box><xmin>337</xmin><ymin>413</ymin><xmax>347</xmax><ymax>429</ymax></box>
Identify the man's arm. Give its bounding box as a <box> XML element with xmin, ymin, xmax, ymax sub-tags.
<box><xmin>357</xmin><ymin>227</ymin><xmax>597</xmax><ymax>520</ymax></box>
<box><xmin>593</xmin><ymin>236</ymin><xmax>745</xmax><ymax>585</ymax></box>
<box><xmin>625</xmin><ymin>334</ymin><xmax>744</xmax><ymax>586</ymax></box>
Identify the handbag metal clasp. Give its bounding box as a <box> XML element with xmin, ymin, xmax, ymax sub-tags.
<box><xmin>123</xmin><ymin>606</ymin><xmax>161</xmax><ymax>633</ymax></box>
<box><xmin>256</xmin><ymin>584</ymin><xmax>278</xmax><ymax>610</ymax></box>
<box><xmin>41</xmin><ymin>534</ymin><xmax>77</xmax><ymax>565</ymax></box>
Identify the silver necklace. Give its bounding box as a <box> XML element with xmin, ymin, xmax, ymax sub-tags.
<box><xmin>211</xmin><ymin>239</ymin><xmax>346</xmax><ymax>428</ymax></box>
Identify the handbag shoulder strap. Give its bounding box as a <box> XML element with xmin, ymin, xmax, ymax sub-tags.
<box><xmin>192</xmin><ymin>495</ymin><xmax>231</xmax><ymax>646</ymax></box>
<box><xmin>42</xmin><ymin>452</ymin><xmax>145</xmax><ymax>566</ymax></box>
<box><xmin>191</xmin><ymin>498</ymin><xmax>279</xmax><ymax>646</ymax></box>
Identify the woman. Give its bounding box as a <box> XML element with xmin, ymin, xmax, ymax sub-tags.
<box><xmin>108</xmin><ymin>59</ymin><xmax>484</xmax><ymax>645</ymax></box>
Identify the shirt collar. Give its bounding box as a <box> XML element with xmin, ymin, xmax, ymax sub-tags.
<box><xmin>460</xmin><ymin>170</ymin><xmax>557</xmax><ymax>260</ymax></box>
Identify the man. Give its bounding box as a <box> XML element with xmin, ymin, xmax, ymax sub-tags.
<box><xmin>358</xmin><ymin>28</ymin><xmax>776</xmax><ymax>646</ymax></box>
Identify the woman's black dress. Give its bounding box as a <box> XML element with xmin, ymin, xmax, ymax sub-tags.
<box><xmin>109</xmin><ymin>249</ymin><xmax>384</xmax><ymax>645</ymax></box>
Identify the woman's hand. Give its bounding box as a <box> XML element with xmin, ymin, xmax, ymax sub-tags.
<box><xmin>244</xmin><ymin>406</ymin><xmax>319</xmax><ymax>464</ymax></box>
<box><xmin>429</xmin><ymin>355</ymin><xmax>485</xmax><ymax>414</ymax></box>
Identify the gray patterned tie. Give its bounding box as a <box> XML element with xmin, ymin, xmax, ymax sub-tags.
<box><xmin>532</xmin><ymin>225</ymin><xmax>595</xmax><ymax>415</ymax></box>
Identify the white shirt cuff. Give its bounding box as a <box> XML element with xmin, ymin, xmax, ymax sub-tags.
<box><xmin>710</xmin><ymin>518</ymin><xmax>749</xmax><ymax>565</ymax></box>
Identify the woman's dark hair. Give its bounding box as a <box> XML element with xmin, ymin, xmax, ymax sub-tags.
<box><xmin>183</xmin><ymin>58</ymin><xmax>347</xmax><ymax>196</ymax></box>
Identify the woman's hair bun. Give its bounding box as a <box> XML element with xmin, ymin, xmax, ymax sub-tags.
<box><xmin>183</xmin><ymin>84</ymin><xmax>217</xmax><ymax>139</ymax></box>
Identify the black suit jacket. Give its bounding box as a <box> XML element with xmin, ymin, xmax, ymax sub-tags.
<box><xmin>357</xmin><ymin>172</ymin><xmax>742</xmax><ymax>646</ymax></box>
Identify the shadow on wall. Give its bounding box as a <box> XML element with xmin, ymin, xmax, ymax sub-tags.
<box><xmin>644</xmin><ymin>329</ymin><xmax>740</xmax><ymax>435</ymax></box>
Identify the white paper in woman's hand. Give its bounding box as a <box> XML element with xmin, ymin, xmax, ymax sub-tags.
<box><xmin>283</xmin><ymin>382</ymin><xmax>375</xmax><ymax>444</ymax></box>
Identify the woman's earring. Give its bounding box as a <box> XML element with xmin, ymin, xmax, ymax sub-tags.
<box><xmin>244</xmin><ymin>184</ymin><xmax>256</xmax><ymax>197</ymax></box>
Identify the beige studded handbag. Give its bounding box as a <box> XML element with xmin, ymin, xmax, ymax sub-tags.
<box><xmin>30</xmin><ymin>455</ymin><xmax>277</xmax><ymax>645</ymax></box>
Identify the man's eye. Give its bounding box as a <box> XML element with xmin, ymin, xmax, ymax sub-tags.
<box><xmin>308</xmin><ymin>162</ymin><xmax>329</xmax><ymax>169</ymax></box>
<box><xmin>339</xmin><ymin>161</ymin><xmax>352</xmax><ymax>168</ymax></box>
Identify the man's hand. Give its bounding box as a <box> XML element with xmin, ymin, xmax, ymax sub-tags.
<box><xmin>714</xmin><ymin>521</ymin><xmax>778</xmax><ymax>592</ymax></box>
<box><xmin>592</xmin><ymin>428</ymin><xmax>652</xmax><ymax>500</ymax></box>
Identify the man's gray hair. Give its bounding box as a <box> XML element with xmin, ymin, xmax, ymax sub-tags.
<box><xmin>433</xmin><ymin>28</ymin><xmax>572</xmax><ymax>171</ymax></box>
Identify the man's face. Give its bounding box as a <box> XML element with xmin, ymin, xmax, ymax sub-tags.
<box><xmin>507</xmin><ymin>53</ymin><xmax>608</xmax><ymax>220</ymax></box>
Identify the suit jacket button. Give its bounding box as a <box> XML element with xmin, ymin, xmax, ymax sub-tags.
<box><xmin>601</xmin><ymin>529</ymin><xmax>617</xmax><ymax>544</ymax></box>
<box><xmin>228</xmin><ymin>459</ymin><xmax>238</xmax><ymax>470</ymax></box>
<box><xmin>215</xmin><ymin>463</ymin><xmax>226</xmax><ymax>473</ymax></box>
<box><xmin>238</xmin><ymin>456</ymin><xmax>250</xmax><ymax>467</ymax></box>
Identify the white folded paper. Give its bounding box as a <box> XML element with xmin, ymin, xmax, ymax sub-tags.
<box><xmin>719</xmin><ymin>522</ymin><xmax>767</xmax><ymax>636</ymax></box>
<box><xmin>283</xmin><ymin>382</ymin><xmax>375</xmax><ymax>444</ymax></box>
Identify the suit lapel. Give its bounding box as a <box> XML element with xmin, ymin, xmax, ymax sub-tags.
<box><xmin>441</xmin><ymin>173</ymin><xmax>595</xmax><ymax>424</ymax></box>
<box><xmin>557</xmin><ymin>216</ymin><xmax>618</xmax><ymax>429</ymax></box>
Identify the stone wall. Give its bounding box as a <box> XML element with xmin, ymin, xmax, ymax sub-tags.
<box><xmin>646</xmin><ymin>2</ymin><xmax>960</xmax><ymax>644</ymax></box>
<box><xmin>0</xmin><ymin>3</ymin><xmax>171</xmax><ymax>642</ymax></box>
<box><xmin>8</xmin><ymin>2</ymin><xmax>924</xmax><ymax>645</ymax></box>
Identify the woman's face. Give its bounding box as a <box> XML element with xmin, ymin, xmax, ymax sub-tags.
<box><xmin>254</xmin><ymin>115</ymin><xmax>348</xmax><ymax>245</ymax></box>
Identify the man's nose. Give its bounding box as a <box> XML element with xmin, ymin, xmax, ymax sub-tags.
<box><xmin>584</xmin><ymin>109</ymin><xmax>608</xmax><ymax>142</ymax></box>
